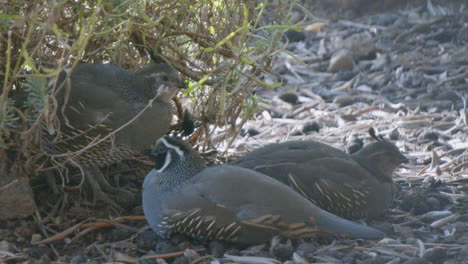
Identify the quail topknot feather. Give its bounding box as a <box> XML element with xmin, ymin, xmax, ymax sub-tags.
<box><xmin>142</xmin><ymin>136</ymin><xmax>384</xmax><ymax>245</ymax></box>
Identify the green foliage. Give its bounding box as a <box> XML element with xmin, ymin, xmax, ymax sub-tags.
<box><xmin>24</xmin><ymin>76</ymin><xmax>49</xmax><ymax>123</ymax></box>
<box><xmin>0</xmin><ymin>0</ymin><xmax>301</xmax><ymax>174</ymax></box>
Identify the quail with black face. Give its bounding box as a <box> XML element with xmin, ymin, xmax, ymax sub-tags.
<box><xmin>232</xmin><ymin>128</ymin><xmax>408</xmax><ymax>219</ymax></box>
<box><xmin>142</xmin><ymin>136</ymin><xmax>384</xmax><ymax>245</ymax></box>
<box><xmin>48</xmin><ymin>63</ymin><xmax>186</xmax><ymax>208</ymax></box>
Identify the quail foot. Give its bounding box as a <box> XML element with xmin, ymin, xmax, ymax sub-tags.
<box><xmin>48</xmin><ymin>63</ymin><xmax>186</xmax><ymax>208</ymax></box>
<box><xmin>142</xmin><ymin>136</ymin><xmax>384</xmax><ymax>245</ymax></box>
<box><xmin>232</xmin><ymin>128</ymin><xmax>408</xmax><ymax>219</ymax></box>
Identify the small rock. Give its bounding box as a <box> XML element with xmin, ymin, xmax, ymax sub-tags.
<box><xmin>156</xmin><ymin>259</ymin><xmax>168</xmax><ymax>264</ymax></box>
<box><xmin>402</xmin><ymin>257</ymin><xmax>430</xmax><ymax>264</ymax></box>
<box><xmin>423</xmin><ymin>247</ymin><xmax>448</xmax><ymax>263</ymax></box>
<box><xmin>242</xmin><ymin>245</ymin><xmax>273</xmax><ymax>258</ymax></box>
<box><xmin>279</xmin><ymin>93</ymin><xmax>299</xmax><ymax>105</ymax></box>
<box><xmin>172</xmin><ymin>256</ymin><xmax>189</xmax><ymax>264</ymax></box>
<box><xmin>445</xmin><ymin>221</ymin><xmax>467</xmax><ymax>237</ymax></box>
<box><xmin>269</xmin><ymin>111</ymin><xmax>282</xmax><ymax>119</ymax></box>
<box><xmin>393</xmin><ymin>225</ymin><xmax>415</xmax><ymax>239</ymax></box>
<box><xmin>430</xmin><ymin>30</ymin><xmax>456</xmax><ymax>43</ymax></box>
<box><xmin>394</xmin><ymin>17</ymin><xmax>409</xmax><ymax>27</ymax></box>
<box><xmin>137</xmin><ymin>255</ymin><xmax>160</xmax><ymax>264</ymax></box>
<box><xmin>37</xmin><ymin>255</ymin><xmax>52</xmax><ymax>264</ymax></box>
<box><xmin>176</xmin><ymin>241</ymin><xmax>192</xmax><ymax>251</ymax></box>
<box><xmin>239</xmin><ymin>128</ymin><xmax>260</xmax><ymax>137</ymax></box>
<box><xmin>136</xmin><ymin>229</ymin><xmax>159</xmax><ymax>251</ymax></box>
<box><xmin>247</xmin><ymin>128</ymin><xmax>260</xmax><ymax>137</ymax></box>
<box><xmin>400</xmin><ymin>192</ymin><xmax>429</xmax><ymax>215</ymax></box>
<box><xmin>291</xmin><ymin>130</ymin><xmax>303</xmax><ymax>136</ymax></box>
<box><xmin>419</xmin><ymin>66</ymin><xmax>446</xmax><ymax>75</ymax></box>
<box><xmin>333</xmin><ymin>95</ymin><xmax>358</xmax><ymax>107</ymax></box>
<box><xmin>341</xmin><ymin>251</ymin><xmax>361</xmax><ymax>263</ymax></box>
<box><xmin>328</xmin><ymin>49</ymin><xmax>354</xmax><ymax>73</ymax></box>
<box><xmin>137</xmin><ymin>260</ymin><xmax>158</xmax><ymax>264</ymax></box>
<box><xmin>335</xmin><ymin>70</ymin><xmax>355</xmax><ymax>81</ymax></box>
<box><xmin>28</xmin><ymin>245</ymin><xmax>51</xmax><ymax>259</ymax></box>
<box><xmin>183</xmin><ymin>248</ymin><xmax>201</xmax><ymax>262</ymax></box>
<box><xmin>343</xmin><ymin>32</ymin><xmax>376</xmax><ymax>60</ymax></box>
<box><xmin>70</xmin><ymin>255</ymin><xmax>87</xmax><ymax>264</ymax></box>
<box><xmin>155</xmin><ymin>241</ymin><xmax>178</xmax><ymax>254</ymax></box>
<box><xmin>0</xmin><ymin>174</ymin><xmax>36</xmax><ymax>220</ymax></box>
<box><xmin>70</xmin><ymin>255</ymin><xmax>97</xmax><ymax>264</ymax></box>
<box><xmin>109</xmin><ymin>228</ymin><xmax>133</xmax><ymax>241</ymax></box>
<box><xmin>225</xmin><ymin>249</ymin><xmax>241</xmax><ymax>256</ymax></box>
<box><xmin>170</xmin><ymin>234</ymin><xmax>188</xmax><ymax>245</ymax></box>
<box><xmin>295</xmin><ymin>242</ymin><xmax>317</xmax><ymax>262</ymax></box>
<box><xmin>421</xmin><ymin>131</ymin><xmax>439</xmax><ymax>141</ymax></box>
<box><xmin>407</xmin><ymin>11</ymin><xmax>421</xmax><ymax>23</ymax></box>
<box><xmin>455</xmin><ymin>245</ymin><xmax>468</xmax><ymax>261</ymax></box>
<box><xmin>0</xmin><ymin>240</ymin><xmax>12</xmax><ymax>251</ymax></box>
<box><xmin>370</xmin><ymin>54</ymin><xmax>390</xmax><ymax>71</ymax></box>
<box><xmin>388</xmin><ymin>129</ymin><xmax>400</xmax><ymax>140</ymax></box>
<box><xmin>270</xmin><ymin>238</ymin><xmax>293</xmax><ymax>262</ymax></box>
<box><xmin>378</xmin><ymin>238</ymin><xmax>399</xmax><ymax>245</ymax></box>
<box><xmin>357</xmin><ymin>255</ymin><xmax>389</xmax><ymax>264</ymax></box>
<box><xmin>426</xmin><ymin>193</ymin><xmax>452</xmax><ymax>208</ymax></box>
<box><xmin>372</xmin><ymin>13</ymin><xmax>398</xmax><ymax>26</ymax></box>
<box><xmin>441</xmin><ymin>260</ymin><xmax>458</xmax><ymax>264</ymax></box>
<box><xmin>284</xmin><ymin>30</ymin><xmax>306</xmax><ymax>43</ymax></box>
<box><xmin>355</xmin><ymin>84</ymin><xmax>373</xmax><ymax>92</ymax></box>
<box><xmin>31</xmin><ymin>234</ymin><xmax>42</xmax><ymax>244</ymax></box>
<box><xmin>302</xmin><ymin>122</ymin><xmax>320</xmax><ymax>134</ymax></box>
<box><xmin>209</xmin><ymin>241</ymin><xmax>225</xmax><ymax>258</ymax></box>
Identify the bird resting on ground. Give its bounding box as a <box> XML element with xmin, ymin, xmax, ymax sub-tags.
<box><xmin>142</xmin><ymin>136</ymin><xmax>384</xmax><ymax>245</ymax></box>
<box><xmin>232</xmin><ymin>128</ymin><xmax>408</xmax><ymax>219</ymax></box>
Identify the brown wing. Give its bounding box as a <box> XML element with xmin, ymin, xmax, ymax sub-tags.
<box><xmin>285</xmin><ymin>158</ymin><xmax>388</xmax><ymax>219</ymax></box>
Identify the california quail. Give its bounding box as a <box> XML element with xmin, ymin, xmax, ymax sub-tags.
<box><xmin>232</xmin><ymin>129</ymin><xmax>408</xmax><ymax>220</ymax></box>
<box><xmin>48</xmin><ymin>63</ymin><xmax>185</xmax><ymax>207</ymax></box>
<box><xmin>142</xmin><ymin>136</ymin><xmax>384</xmax><ymax>245</ymax></box>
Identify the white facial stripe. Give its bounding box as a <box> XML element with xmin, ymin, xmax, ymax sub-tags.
<box><xmin>156</xmin><ymin>151</ymin><xmax>172</xmax><ymax>173</ymax></box>
<box><xmin>160</xmin><ymin>137</ymin><xmax>184</xmax><ymax>157</ymax></box>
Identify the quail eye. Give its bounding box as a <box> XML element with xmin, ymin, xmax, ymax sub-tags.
<box><xmin>161</xmin><ymin>75</ymin><xmax>169</xmax><ymax>82</ymax></box>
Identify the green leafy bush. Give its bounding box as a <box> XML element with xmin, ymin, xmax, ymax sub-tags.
<box><xmin>0</xmin><ymin>0</ymin><xmax>301</xmax><ymax>178</ymax></box>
